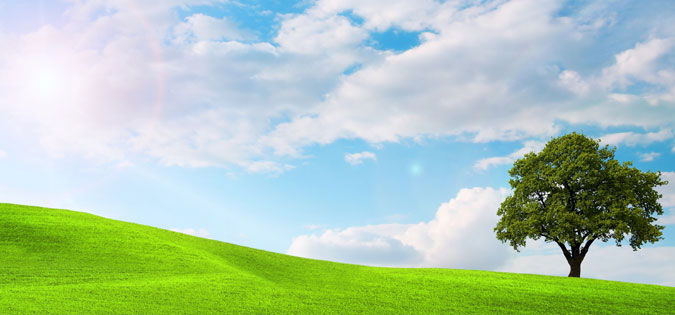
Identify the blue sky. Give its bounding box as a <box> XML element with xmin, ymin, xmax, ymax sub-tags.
<box><xmin>0</xmin><ymin>0</ymin><xmax>674</xmax><ymax>286</ymax></box>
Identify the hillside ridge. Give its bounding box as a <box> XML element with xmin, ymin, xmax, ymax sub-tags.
<box><xmin>1</xmin><ymin>203</ymin><xmax>673</xmax><ymax>314</ymax></box>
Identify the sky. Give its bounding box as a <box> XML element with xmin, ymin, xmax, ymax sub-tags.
<box><xmin>0</xmin><ymin>0</ymin><xmax>674</xmax><ymax>286</ymax></box>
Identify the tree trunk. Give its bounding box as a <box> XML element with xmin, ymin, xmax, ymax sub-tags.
<box><xmin>557</xmin><ymin>240</ymin><xmax>590</xmax><ymax>278</ymax></box>
<box><xmin>567</xmin><ymin>258</ymin><xmax>581</xmax><ymax>277</ymax></box>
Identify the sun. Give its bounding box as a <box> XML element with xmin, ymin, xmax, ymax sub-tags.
<box><xmin>33</xmin><ymin>67</ymin><xmax>64</xmax><ymax>97</ymax></box>
<box><xmin>14</xmin><ymin>53</ymin><xmax>84</xmax><ymax>107</ymax></box>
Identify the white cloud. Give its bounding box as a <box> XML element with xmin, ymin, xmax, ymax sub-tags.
<box><xmin>558</xmin><ymin>70</ymin><xmax>590</xmax><ymax>96</ymax></box>
<box><xmin>266</xmin><ymin>3</ymin><xmax>675</xmax><ymax>152</ymax></box>
<box><xmin>313</xmin><ymin>0</ymin><xmax>439</xmax><ymax>32</ymax></box>
<box><xmin>344</xmin><ymin>151</ymin><xmax>376</xmax><ymax>165</ymax></box>
<box><xmin>245</xmin><ymin>161</ymin><xmax>295</xmax><ymax>174</ymax></box>
<box><xmin>288</xmin><ymin>187</ymin><xmax>513</xmax><ymax>269</ymax></box>
<box><xmin>560</xmin><ymin>37</ymin><xmax>675</xmax><ymax>126</ymax></box>
<box><xmin>639</xmin><ymin>152</ymin><xmax>660</xmax><ymax>161</ymax></box>
<box><xmin>601</xmin><ymin>37</ymin><xmax>675</xmax><ymax>89</ymax></box>
<box><xmin>501</xmin><ymin>245</ymin><xmax>675</xmax><ymax>287</ymax></box>
<box><xmin>474</xmin><ymin>141</ymin><xmax>544</xmax><ymax>170</ymax></box>
<box><xmin>600</xmin><ymin>129</ymin><xmax>673</xmax><ymax>147</ymax></box>
<box><xmin>266</xmin><ymin>0</ymin><xmax>570</xmax><ymax>149</ymax></box>
<box><xmin>0</xmin><ymin>1</ymin><xmax>375</xmax><ymax>172</ymax></box>
<box><xmin>170</xmin><ymin>228</ymin><xmax>210</xmax><ymax>238</ymax></box>
<box><xmin>474</xmin><ymin>156</ymin><xmax>512</xmax><ymax>171</ymax></box>
<box><xmin>0</xmin><ymin>149</ymin><xmax>5</xmax><ymax>158</ymax></box>
<box><xmin>289</xmin><ymin>185</ymin><xmax>675</xmax><ymax>285</ymax></box>
<box><xmin>288</xmin><ymin>223</ymin><xmax>423</xmax><ymax>266</ymax></box>
<box><xmin>174</xmin><ymin>13</ymin><xmax>251</xmax><ymax>43</ymax></box>
<box><xmin>658</xmin><ymin>172</ymin><xmax>675</xmax><ymax>208</ymax></box>
<box><xmin>658</xmin><ymin>213</ymin><xmax>675</xmax><ymax>225</ymax></box>
<box><xmin>0</xmin><ymin>1</ymin><xmax>673</xmax><ymax>173</ymax></box>
<box><xmin>608</xmin><ymin>93</ymin><xmax>639</xmax><ymax>103</ymax></box>
<box><xmin>275</xmin><ymin>9</ymin><xmax>368</xmax><ymax>55</ymax></box>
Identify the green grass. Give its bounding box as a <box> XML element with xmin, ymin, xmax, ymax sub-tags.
<box><xmin>1</xmin><ymin>203</ymin><xmax>673</xmax><ymax>314</ymax></box>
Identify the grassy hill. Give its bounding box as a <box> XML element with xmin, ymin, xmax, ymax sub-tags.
<box><xmin>0</xmin><ymin>203</ymin><xmax>673</xmax><ymax>314</ymax></box>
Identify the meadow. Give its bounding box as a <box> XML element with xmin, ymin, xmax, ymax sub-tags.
<box><xmin>1</xmin><ymin>203</ymin><xmax>673</xmax><ymax>314</ymax></box>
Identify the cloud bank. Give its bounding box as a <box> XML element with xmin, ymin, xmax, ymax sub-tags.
<box><xmin>500</xmin><ymin>245</ymin><xmax>675</xmax><ymax>286</ymax></box>
<box><xmin>658</xmin><ymin>172</ymin><xmax>675</xmax><ymax>208</ymax></box>
<box><xmin>288</xmin><ymin>187</ymin><xmax>513</xmax><ymax>269</ymax></box>
<box><xmin>600</xmin><ymin>129</ymin><xmax>673</xmax><ymax>147</ymax></box>
<box><xmin>0</xmin><ymin>0</ymin><xmax>673</xmax><ymax>172</ymax></box>
<box><xmin>289</xmin><ymin>185</ymin><xmax>675</xmax><ymax>286</ymax></box>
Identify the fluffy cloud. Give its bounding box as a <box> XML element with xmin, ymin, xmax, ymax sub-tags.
<box><xmin>0</xmin><ymin>0</ymin><xmax>674</xmax><ymax>172</ymax></box>
<box><xmin>474</xmin><ymin>141</ymin><xmax>544</xmax><ymax>170</ymax></box>
<box><xmin>174</xmin><ymin>14</ymin><xmax>252</xmax><ymax>43</ymax></box>
<box><xmin>654</xmin><ymin>172</ymin><xmax>675</xmax><ymax>226</ymax></box>
<box><xmin>601</xmin><ymin>37</ymin><xmax>675</xmax><ymax>90</ymax></box>
<box><xmin>170</xmin><ymin>228</ymin><xmax>210</xmax><ymax>238</ymax></box>
<box><xmin>600</xmin><ymin>129</ymin><xmax>673</xmax><ymax>147</ymax></box>
<box><xmin>639</xmin><ymin>152</ymin><xmax>661</xmax><ymax>161</ymax></box>
<box><xmin>266</xmin><ymin>1</ymin><xmax>675</xmax><ymax>153</ymax></box>
<box><xmin>558</xmin><ymin>70</ymin><xmax>591</xmax><ymax>96</ymax></box>
<box><xmin>312</xmin><ymin>0</ymin><xmax>439</xmax><ymax>31</ymax></box>
<box><xmin>288</xmin><ymin>187</ymin><xmax>513</xmax><ymax>269</ymax></box>
<box><xmin>266</xmin><ymin>0</ymin><xmax>568</xmax><ymax>149</ymax></box>
<box><xmin>0</xmin><ymin>150</ymin><xmax>5</xmax><ymax>158</ymax></box>
<box><xmin>0</xmin><ymin>0</ymin><xmax>372</xmax><ymax>171</ymax></box>
<box><xmin>288</xmin><ymin>224</ymin><xmax>422</xmax><ymax>266</ymax></box>
<box><xmin>500</xmin><ymin>245</ymin><xmax>675</xmax><ymax>286</ymax></box>
<box><xmin>658</xmin><ymin>172</ymin><xmax>675</xmax><ymax>208</ymax></box>
<box><xmin>289</xmin><ymin>185</ymin><xmax>675</xmax><ymax>285</ymax></box>
<box><xmin>344</xmin><ymin>151</ymin><xmax>376</xmax><ymax>165</ymax></box>
<box><xmin>275</xmin><ymin>9</ymin><xmax>368</xmax><ymax>55</ymax></box>
<box><xmin>658</xmin><ymin>214</ymin><xmax>675</xmax><ymax>225</ymax></box>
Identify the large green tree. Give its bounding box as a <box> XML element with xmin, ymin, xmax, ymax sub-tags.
<box><xmin>494</xmin><ymin>133</ymin><xmax>667</xmax><ymax>277</ymax></box>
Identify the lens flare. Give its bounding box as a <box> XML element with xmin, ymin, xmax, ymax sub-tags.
<box><xmin>409</xmin><ymin>162</ymin><xmax>423</xmax><ymax>176</ymax></box>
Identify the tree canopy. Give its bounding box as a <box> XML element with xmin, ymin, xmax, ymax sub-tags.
<box><xmin>494</xmin><ymin>132</ymin><xmax>667</xmax><ymax>277</ymax></box>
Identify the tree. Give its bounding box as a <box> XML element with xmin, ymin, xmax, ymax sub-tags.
<box><xmin>494</xmin><ymin>133</ymin><xmax>667</xmax><ymax>277</ymax></box>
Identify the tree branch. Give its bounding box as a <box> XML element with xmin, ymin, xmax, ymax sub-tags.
<box><xmin>555</xmin><ymin>241</ymin><xmax>572</xmax><ymax>260</ymax></box>
<box><xmin>563</xmin><ymin>180</ymin><xmax>577</xmax><ymax>213</ymax></box>
<box><xmin>539</xmin><ymin>232</ymin><xmax>554</xmax><ymax>240</ymax></box>
<box><xmin>563</xmin><ymin>180</ymin><xmax>585</xmax><ymax>243</ymax></box>
<box><xmin>581</xmin><ymin>231</ymin><xmax>591</xmax><ymax>240</ymax></box>
<box><xmin>580</xmin><ymin>237</ymin><xmax>595</xmax><ymax>257</ymax></box>
<box><xmin>536</xmin><ymin>192</ymin><xmax>547</xmax><ymax>209</ymax></box>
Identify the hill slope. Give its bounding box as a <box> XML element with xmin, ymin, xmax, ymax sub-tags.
<box><xmin>0</xmin><ymin>203</ymin><xmax>673</xmax><ymax>314</ymax></box>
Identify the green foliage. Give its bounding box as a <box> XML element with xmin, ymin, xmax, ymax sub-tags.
<box><xmin>1</xmin><ymin>203</ymin><xmax>674</xmax><ymax>314</ymax></box>
<box><xmin>494</xmin><ymin>132</ymin><xmax>667</xmax><ymax>276</ymax></box>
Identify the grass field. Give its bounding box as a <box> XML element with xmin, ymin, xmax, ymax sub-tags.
<box><xmin>1</xmin><ymin>203</ymin><xmax>673</xmax><ymax>314</ymax></box>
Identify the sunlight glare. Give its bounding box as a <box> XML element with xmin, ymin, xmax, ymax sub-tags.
<box><xmin>17</xmin><ymin>54</ymin><xmax>83</xmax><ymax>107</ymax></box>
<box><xmin>34</xmin><ymin>68</ymin><xmax>63</xmax><ymax>98</ymax></box>
<box><xmin>409</xmin><ymin>162</ymin><xmax>423</xmax><ymax>176</ymax></box>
